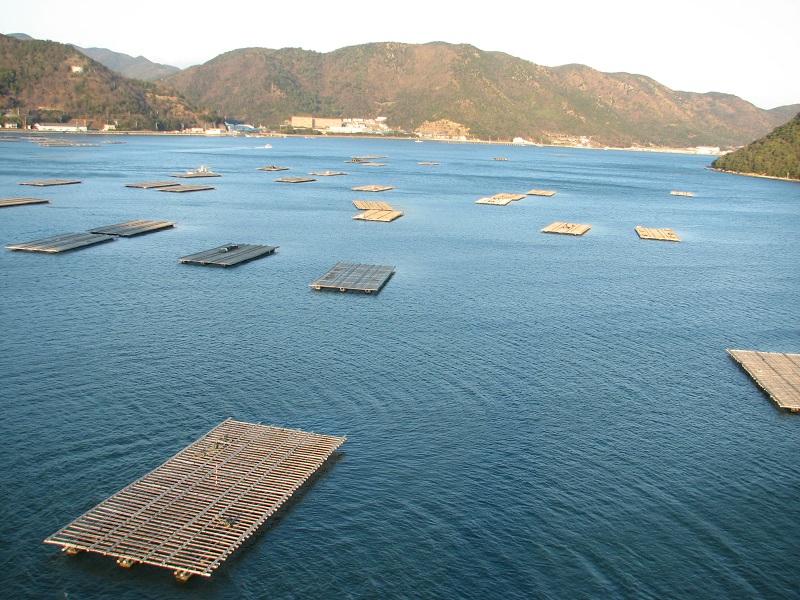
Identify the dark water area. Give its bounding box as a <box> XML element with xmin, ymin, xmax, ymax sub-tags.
<box><xmin>1</xmin><ymin>135</ymin><xmax>798</xmax><ymax>599</ymax></box>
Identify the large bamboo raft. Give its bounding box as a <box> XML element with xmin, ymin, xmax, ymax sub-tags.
<box><xmin>45</xmin><ymin>419</ymin><xmax>346</xmax><ymax>581</ymax></box>
<box><xmin>727</xmin><ymin>349</ymin><xmax>800</xmax><ymax>412</ymax></box>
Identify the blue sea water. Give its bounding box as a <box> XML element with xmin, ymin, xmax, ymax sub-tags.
<box><xmin>0</xmin><ymin>134</ymin><xmax>798</xmax><ymax>599</ymax></box>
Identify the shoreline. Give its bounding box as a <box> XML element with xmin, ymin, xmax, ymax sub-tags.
<box><xmin>707</xmin><ymin>167</ymin><xmax>800</xmax><ymax>183</ymax></box>
<box><xmin>0</xmin><ymin>129</ymin><xmax>728</xmax><ymax>156</ymax></box>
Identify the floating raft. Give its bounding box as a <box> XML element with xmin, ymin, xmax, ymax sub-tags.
<box><xmin>44</xmin><ymin>419</ymin><xmax>346</xmax><ymax>581</ymax></box>
<box><xmin>670</xmin><ymin>191</ymin><xmax>694</xmax><ymax>197</ymax></box>
<box><xmin>88</xmin><ymin>220</ymin><xmax>175</xmax><ymax>237</ymax></box>
<box><xmin>526</xmin><ymin>189</ymin><xmax>556</xmax><ymax>197</ymax></box>
<box><xmin>309</xmin><ymin>171</ymin><xmax>347</xmax><ymax>176</ymax></box>
<box><xmin>635</xmin><ymin>226</ymin><xmax>680</xmax><ymax>242</ymax></box>
<box><xmin>276</xmin><ymin>177</ymin><xmax>316</xmax><ymax>184</ymax></box>
<box><xmin>351</xmin><ymin>200</ymin><xmax>403</xmax><ymax>222</ymax></box>
<box><xmin>360</xmin><ymin>162</ymin><xmax>386</xmax><ymax>167</ymax></box>
<box><xmin>257</xmin><ymin>165</ymin><xmax>289</xmax><ymax>171</ymax></box>
<box><xmin>727</xmin><ymin>349</ymin><xmax>800</xmax><ymax>412</ymax></box>
<box><xmin>179</xmin><ymin>243</ymin><xmax>278</xmax><ymax>267</ymax></box>
<box><xmin>492</xmin><ymin>157</ymin><xmax>508</xmax><ymax>161</ymax></box>
<box><xmin>6</xmin><ymin>232</ymin><xmax>114</xmax><ymax>253</ymax></box>
<box><xmin>310</xmin><ymin>262</ymin><xmax>395</xmax><ymax>293</ymax></box>
<box><xmin>171</xmin><ymin>171</ymin><xmax>221</xmax><ymax>179</ymax></box>
<box><xmin>159</xmin><ymin>185</ymin><xmax>215</xmax><ymax>193</ymax></box>
<box><xmin>541</xmin><ymin>222</ymin><xmax>591</xmax><ymax>236</ymax></box>
<box><xmin>0</xmin><ymin>197</ymin><xmax>50</xmax><ymax>208</ymax></box>
<box><xmin>353</xmin><ymin>155</ymin><xmax>388</xmax><ymax>160</ymax></box>
<box><xmin>419</xmin><ymin>162</ymin><xmax>439</xmax><ymax>165</ymax></box>
<box><xmin>353</xmin><ymin>209</ymin><xmax>404</xmax><ymax>222</ymax></box>
<box><xmin>353</xmin><ymin>201</ymin><xmax>393</xmax><ymax>211</ymax></box>
<box><xmin>351</xmin><ymin>185</ymin><xmax>393</xmax><ymax>193</ymax></box>
<box><xmin>125</xmin><ymin>182</ymin><xmax>181</xmax><ymax>189</ymax></box>
<box><xmin>475</xmin><ymin>193</ymin><xmax>526</xmax><ymax>206</ymax></box>
<box><xmin>19</xmin><ymin>179</ymin><xmax>81</xmax><ymax>187</ymax></box>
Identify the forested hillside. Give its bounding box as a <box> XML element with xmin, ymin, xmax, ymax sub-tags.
<box><xmin>0</xmin><ymin>34</ymin><xmax>208</xmax><ymax>130</ymax></box>
<box><xmin>712</xmin><ymin>113</ymin><xmax>800</xmax><ymax>180</ymax></box>
<box><xmin>162</xmin><ymin>42</ymin><xmax>791</xmax><ymax>147</ymax></box>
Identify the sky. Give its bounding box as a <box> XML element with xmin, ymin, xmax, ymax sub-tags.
<box><xmin>4</xmin><ymin>0</ymin><xmax>799</xmax><ymax>110</ymax></box>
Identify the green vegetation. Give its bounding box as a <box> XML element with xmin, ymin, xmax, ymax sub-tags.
<box><xmin>162</xmin><ymin>42</ymin><xmax>792</xmax><ymax>146</ymax></box>
<box><xmin>0</xmin><ymin>34</ymin><xmax>209</xmax><ymax>130</ymax></box>
<box><xmin>712</xmin><ymin>113</ymin><xmax>800</xmax><ymax>180</ymax></box>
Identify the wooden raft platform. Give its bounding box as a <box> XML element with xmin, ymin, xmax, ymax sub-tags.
<box><xmin>159</xmin><ymin>185</ymin><xmax>215</xmax><ymax>193</ymax></box>
<box><xmin>541</xmin><ymin>222</ymin><xmax>591</xmax><ymax>236</ymax></box>
<box><xmin>670</xmin><ymin>191</ymin><xmax>694</xmax><ymax>197</ymax></box>
<box><xmin>351</xmin><ymin>200</ymin><xmax>403</xmax><ymax>222</ymax></box>
<box><xmin>635</xmin><ymin>226</ymin><xmax>681</xmax><ymax>242</ymax></box>
<box><xmin>0</xmin><ymin>197</ymin><xmax>50</xmax><ymax>208</ymax></box>
<box><xmin>353</xmin><ymin>209</ymin><xmax>404</xmax><ymax>222</ymax></box>
<box><xmin>125</xmin><ymin>182</ymin><xmax>181</xmax><ymax>189</ymax></box>
<box><xmin>310</xmin><ymin>262</ymin><xmax>395</xmax><ymax>293</ymax></box>
<box><xmin>88</xmin><ymin>220</ymin><xmax>175</xmax><ymax>237</ymax></box>
<box><xmin>526</xmin><ymin>189</ymin><xmax>556</xmax><ymax>197</ymax></box>
<box><xmin>353</xmin><ymin>201</ymin><xmax>393</xmax><ymax>211</ymax></box>
<box><xmin>351</xmin><ymin>185</ymin><xmax>393</xmax><ymax>192</ymax></box>
<box><xmin>170</xmin><ymin>171</ymin><xmax>221</xmax><ymax>179</ymax></box>
<box><xmin>179</xmin><ymin>243</ymin><xmax>278</xmax><ymax>267</ymax></box>
<box><xmin>727</xmin><ymin>350</ymin><xmax>800</xmax><ymax>412</ymax></box>
<box><xmin>257</xmin><ymin>165</ymin><xmax>289</xmax><ymax>171</ymax></box>
<box><xmin>6</xmin><ymin>232</ymin><xmax>114</xmax><ymax>253</ymax></box>
<box><xmin>44</xmin><ymin>419</ymin><xmax>346</xmax><ymax>580</ymax></box>
<box><xmin>476</xmin><ymin>193</ymin><xmax>526</xmax><ymax>206</ymax></box>
<box><xmin>309</xmin><ymin>171</ymin><xmax>347</xmax><ymax>176</ymax></box>
<box><xmin>276</xmin><ymin>177</ymin><xmax>316</xmax><ymax>183</ymax></box>
<box><xmin>19</xmin><ymin>179</ymin><xmax>81</xmax><ymax>187</ymax></box>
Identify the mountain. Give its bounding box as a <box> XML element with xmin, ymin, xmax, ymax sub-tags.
<box><xmin>71</xmin><ymin>46</ymin><xmax>180</xmax><ymax>81</ymax></box>
<box><xmin>0</xmin><ymin>34</ymin><xmax>209</xmax><ymax>130</ymax></box>
<box><xmin>711</xmin><ymin>112</ymin><xmax>800</xmax><ymax>180</ymax></box>
<box><xmin>161</xmin><ymin>42</ymin><xmax>791</xmax><ymax>147</ymax></box>
<box><xmin>9</xmin><ymin>33</ymin><xmax>180</xmax><ymax>81</ymax></box>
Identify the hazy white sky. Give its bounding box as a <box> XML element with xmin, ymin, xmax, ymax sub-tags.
<box><xmin>4</xmin><ymin>0</ymin><xmax>798</xmax><ymax>109</ymax></box>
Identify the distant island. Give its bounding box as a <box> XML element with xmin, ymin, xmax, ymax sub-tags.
<box><xmin>712</xmin><ymin>112</ymin><xmax>800</xmax><ymax>181</ymax></box>
<box><xmin>1</xmin><ymin>34</ymin><xmax>798</xmax><ymax>149</ymax></box>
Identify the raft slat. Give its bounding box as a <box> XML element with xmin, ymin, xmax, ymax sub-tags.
<box><xmin>727</xmin><ymin>350</ymin><xmax>800</xmax><ymax>412</ymax></box>
<box><xmin>178</xmin><ymin>243</ymin><xmax>278</xmax><ymax>267</ymax></box>
<box><xmin>352</xmin><ymin>201</ymin><xmax>393</xmax><ymax>211</ymax></box>
<box><xmin>87</xmin><ymin>220</ymin><xmax>175</xmax><ymax>237</ymax></box>
<box><xmin>44</xmin><ymin>419</ymin><xmax>346</xmax><ymax>580</ymax></box>
<box><xmin>352</xmin><ymin>210</ymin><xmax>404</xmax><ymax>222</ymax></box>
<box><xmin>19</xmin><ymin>179</ymin><xmax>81</xmax><ymax>187</ymax></box>
<box><xmin>541</xmin><ymin>222</ymin><xmax>591</xmax><ymax>236</ymax></box>
<box><xmin>351</xmin><ymin>185</ymin><xmax>393</xmax><ymax>192</ymax></box>
<box><xmin>5</xmin><ymin>232</ymin><xmax>114</xmax><ymax>253</ymax></box>
<box><xmin>158</xmin><ymin>185</ymin><xmax>215</xmax><ymax>193</ymax></box>
<box><xmin>125</xmin><ymin>182</ymin><xmax>181</xmax><ymax>189</ymax></box>
<box><xmin>0</xmin><ymin>197</ymin><xmax>50</xmax><ymax>208</ymax></box>
<box><xmin>635</xmin><ymin>226</ymin><xmax>681</xmax><ymax>242</ymax></box>
<box><xmin>310</xmin><ymin>262</ymin><xmax>395</xmax><ymax>293</ymax></box>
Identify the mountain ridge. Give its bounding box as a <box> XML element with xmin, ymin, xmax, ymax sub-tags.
<box><xmin>0</xmin><ymin>34</ymin><xmax>208</xmax><ymax>130</ymax></box>
<box><xmin>161</xmin><ymin>42</ymin><xmax>793</xmax><ymax>147</ymax></box>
